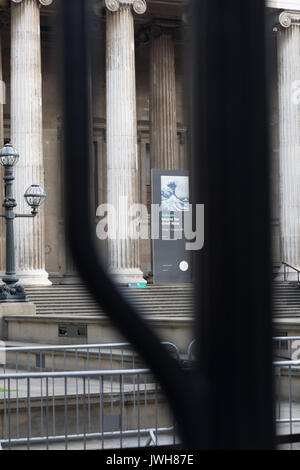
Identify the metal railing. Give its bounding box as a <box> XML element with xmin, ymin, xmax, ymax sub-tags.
<box><xmin>0</xmin><ymin>368</ymin><xmax>178</xmax><ymax>450</ymax></box>
<box><xmin>186</xmin><ymin>337</ymin><xmax>300</xmax><ymax>448</ymax></box>
<box><xmin>0</xmin><ymin>341</ymin><xmax>180</xmax><ymax>374</ymax></box>
<box><xmin>282</xmin><ymin>262</ymin><xmax>300</xmax><ymax>284</ymax></box>
<box><xmin>274</xmin><ymin>353</ymin><xmax>300</xmax><ymax>449</ymax></box>
<box><xmin>273</xmin><ymin>336</ymin><xmax>300</xmax><ymax>448</ymax></box>
<box><xmin>6</xmin><ymin>337</ymin><xmax>300</xmax><ymax>450</ymax></box>
<box><xmin>273</xmin><ymin>336</ymin><xmax>300</xmax><ymax>361</ymax></box>
<box><xmin>0</xmin><ymin>342</ymin><xmax>179</xmax><ymax>450</ymax></box>
<box><xmin>273</xmin><ymin>336</ymin><xmax>300</xmax><ymax>445</ymax></box>
<box><xmin>187</xmin><ymin>340</ymin><xmax>195</xmax><ymax>364</ymax></box>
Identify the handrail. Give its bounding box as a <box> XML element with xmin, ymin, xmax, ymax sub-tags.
<box><xmin>0</xmin><ymin>341</ymin><xmax>180</xmax><ymax>361</ymax></box>
<box><xmin>273</xmin><ymin>360</ymin><xmax>300</xmax><ymax>367</ymax></box>
<box><xmin>273</xmin><ymin>336</ymin><xmax>300</xmax><ymax>341</ymax></box>
<box><xmin>0</xmin><ymin>427</ymin><xmax>175</xmax><ymax>448</ymax></box>
<box><xmin>282</xmin><ymin>262</ymin><xmax>300</xmax><ymax>283</ymax></box>
<box><xmin>0</xmin><ymin>368</ymin><xmax>150</xmax><ymax>380</ymax></box>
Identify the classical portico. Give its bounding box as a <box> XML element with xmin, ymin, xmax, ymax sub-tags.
<box><xmin>0</xmin><ymin>0</ymin><xmax>296</xmax><ymax>286</ymax></box>
<box><xmin>0</xmin><ymin>0</ymin><xmax>187</xmax><ymax>285</ymax></box>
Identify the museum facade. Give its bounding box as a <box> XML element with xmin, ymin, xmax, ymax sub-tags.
<box><xmin>0</xmin><ymin>0</ymin><xmax>189</xmax><ymax>286</ymax></box>
<box><xmin>0</xmin><ymin>0</ymin><xmax>299</xmax><ymax>287</ymax></box>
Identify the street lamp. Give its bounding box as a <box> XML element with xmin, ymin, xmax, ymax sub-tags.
<box><xmin>0</xmin><ymin>143</ymin><xmax>46</xmax><ymax>302</ymax></box>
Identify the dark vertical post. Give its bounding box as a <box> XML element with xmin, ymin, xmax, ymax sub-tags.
<box><xmin>192</xmin><ymin>0</ymin><xmax>274</xmax><ymax>448</ymax></box>
<box><xmin>3</xmin><ymin>166</ymin><xmax>18</xmax><ymax>286</ymax></box>
<box><xmin>60</xmin><ymin>0</ymin><xmax>275</xmax><ymax>449</ymax></box>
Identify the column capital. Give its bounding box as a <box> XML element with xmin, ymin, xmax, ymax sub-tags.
<box><xmin>11</xmin><ymin>0</ymin><xmax>53</xmax><ymax>6</ymax></box>
<box><xmin>279</xmin><ymin>10</ymin><xmax>300</xmax><ymax>28</ymax></box>
<box><xmin>105</xmin><ymin>0</ymin><xmax>146</xmax><ymax>15</ymax></box>
<box><xmin>137</xmin><ymin>20</ymin><xmax>181</xmax><ymax>44</ymax></box>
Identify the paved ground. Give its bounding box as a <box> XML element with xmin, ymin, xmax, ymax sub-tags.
<box><xmin>2</xmin><ymin>433</ymin><xmax>179</xmax><ymax>450</ymax></box>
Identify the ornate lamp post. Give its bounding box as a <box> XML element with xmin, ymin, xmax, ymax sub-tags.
<box><xmin>0</xmin><ymin>143</ymin><xmax>46</xmax><ymax>302</ymax></box>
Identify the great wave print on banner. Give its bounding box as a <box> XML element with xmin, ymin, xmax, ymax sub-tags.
<box><xmin>161</xmin><ymin>175</ymin><xmax>189</xmax><ymax>212</ymax></box>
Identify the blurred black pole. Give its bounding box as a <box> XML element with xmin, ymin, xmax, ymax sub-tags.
<box><xmin>59</xmin><ymin>0</ymin><xmax>208</xmax><ymax>449</ymax></box>
<box><xmin>192</xmin><ymin>0</ymin><xmax>274</xmax><ymax>448</ymax></box>
<box><xmin>60</xmin><ymin>0</ymin><xmax>274</xmax><ymax>449</ymax></box>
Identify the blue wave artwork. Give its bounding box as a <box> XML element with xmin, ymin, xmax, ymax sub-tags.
<box><xmin>161</xmin><ymin>176</ymin><xmax>189</xmax><ymax>212</ymax></box>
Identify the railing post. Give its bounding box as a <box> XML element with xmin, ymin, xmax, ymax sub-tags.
<box><xmin>284</xmin><ymin>263</ymin><xmax>286</xmax><ymax>282</ymax></box>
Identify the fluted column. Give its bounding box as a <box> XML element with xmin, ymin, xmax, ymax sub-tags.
<box><xmin>105</xmin><ymin>0</ymin><xmax>147</xmax><ymax>284</ymax></box>
<box><xmin>277</xmin><ymin>12</ymin><xmax>300</xmax><ymax>273</ymax></box>
<box><xmin>150</xmin><ymin>26</ymin><xmax>178</xmax><ymax>169</ymax></box>
<box><xmin>10</xmin><ymin>0</ymin><xmax>52</xmax><ymax>285</ymax></box>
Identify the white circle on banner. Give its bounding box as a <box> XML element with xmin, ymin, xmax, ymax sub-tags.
<box><xmin>179</xmin><ymin>261</ymin><xmax>189</xmax><ymax>272</ymax></box>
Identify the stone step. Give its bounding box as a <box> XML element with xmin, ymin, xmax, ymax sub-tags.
<box><xmin>26</xmin><ymin>306</ymin><xmax>194</xmax><ymax>311</ymax></box>
<box><xmin>274</xmin><ymin>305</ymin><xmax>300</xmax><ymax>307</ymax></box>
<box><xmin>25</xmin><ymin>295</ymin><xmax>194</xmax><ymax>302</ymax></box>
<box><xmin>273</xmin><ymin>298</ymin><xmax>300</xmax><ymax>301</ymax></box>
<box><xmin>33</xmin><ymin>311</ymin><xmax>194</xmax><ymax>316</ymax></box>
<box><xmin>26</xmin><ymin>286</ymin><xmax>194</xmax><ymax>291</ymax></box>
<box><xmin>273</xmin><ymin>282</ymin><xmax>300</xmax><ymax>316</ymax></box>
<box><xmin>23</xmin><ymin>284</ymin><xmax>195</xmax><ymax>317</ymax></box>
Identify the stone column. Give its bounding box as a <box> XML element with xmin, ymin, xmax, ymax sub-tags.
<box><xmin>277</xmin><ymin>11</ymin><xmax>300</xmax><ymax>274</ymax></box>
<box><xmin>150</xmin><ymin>25</ymin><xmax>179</xmax><ymax>170</ymax></box>
<box><xmin>105</xmin><ymin>0</ymin><xmax>147</xmax><ymax>284</ymax></box>
<box><xmin>10</xmin><ymin>0</ymin><xmax>52</xmax><ymax>285</ymax></box>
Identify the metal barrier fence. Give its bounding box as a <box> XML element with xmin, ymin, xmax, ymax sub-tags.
<box><xmin>0</xmin><ymin>368</ymin><xmax>177</xmax><ymax>450</ymax></box>
<box><xmin>7</xmin><ymin>337</ymin><xmax>300</xmax><ymax>450</ymax></box>
<box><xmin>187</xmin><ymin>337</ymin><xmax>300</xmax><ymax>449</ymax></box>
<box><xmin>273</xmin><ymin>336</ymin><xmax>300</xmax><ymax>449</ymax></box>
<box><xmin>0</xmin><ymin>341</ymin><xmax>180</xmax><ymax>374</ymax></box>
<box><xmin>0</xmin><ymin>342</ymin><xmax>179</xmax><ymax>450</ymax></box>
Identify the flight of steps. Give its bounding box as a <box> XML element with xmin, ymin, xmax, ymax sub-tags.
<box><xmin>24</xmin><ymin>282</ymin><xmax>300</xmax><ymax>318</ymax></box>
<box><xmin>25</xmin><ymin>284</ymin><xmax>195</xmax><ymax>317</ymax></box>
<box><xmin>273</xmin><ymin>281</ymin><xmax>300</xmax><ymax>317</ymax></box>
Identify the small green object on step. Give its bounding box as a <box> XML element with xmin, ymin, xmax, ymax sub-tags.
<box><xmin>128</xmin><ymin>283</ymin><xmax>147</xmax><ymax>288</ymax></box>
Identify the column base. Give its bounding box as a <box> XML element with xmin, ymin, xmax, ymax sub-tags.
<box><xmin>109</xmin><ymin>268</ymin><xmax>147</xmax><ymax>285</ymax></box>
<box><xmin>49</xmin><ymin>274</ymin><xmax>83</xmax><ymax>285</ymax></box>
<box><xmin>15</xmin><ymin>270</ymin><xmax>52</xmax><ymax>287</ymax></box>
